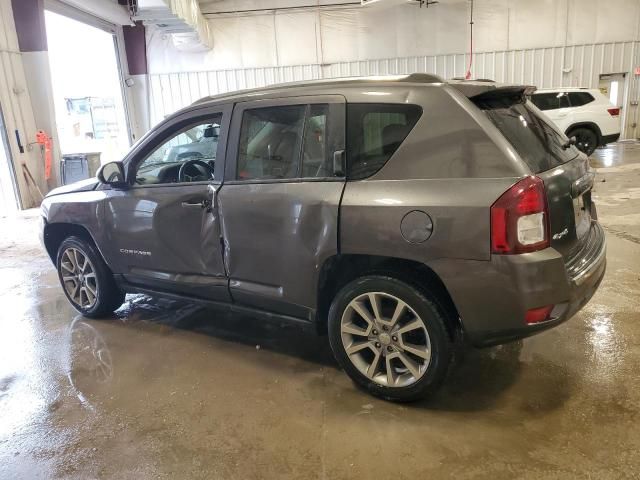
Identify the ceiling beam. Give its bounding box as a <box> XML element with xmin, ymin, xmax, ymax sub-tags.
<box><xmin>201</xmin><ymin>0</ymin><xmax>361</xmax><ymax>17</ymax></box>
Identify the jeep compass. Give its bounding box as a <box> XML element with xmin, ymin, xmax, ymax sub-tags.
<box><xmin>41</xmin><ymin>74</ymin><xmax>606</xmax><ymax>401</ymax></box>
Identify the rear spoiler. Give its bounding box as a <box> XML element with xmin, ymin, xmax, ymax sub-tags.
<box><xmin>468</xmin><ymin>85</ymin><xmax>537</xmax><ymax>109</ymax></box>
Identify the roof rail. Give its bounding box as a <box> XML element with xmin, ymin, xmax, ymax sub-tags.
<box><xmin>400</xmin><ymin>73</ymin><xmax>443</xmax><ymax>83</ymax></box>
<box><xmin>451</xmin><ymin>77</ymin><xmax>496</xmax><ymax>83</ymax></box>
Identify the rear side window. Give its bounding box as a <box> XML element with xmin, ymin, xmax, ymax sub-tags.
<box><xmin>530</xmin><ymin>92</ymin><xmax>570</xmax><ymax>111</ymax></box>
<box><xmin>568</xmin><ymin>92</ymin><xmax>595</xmax><ymax>107</ymax></box>
<box><xmin>482</xmin><ymin>100</ymin><xmax>579</xmax><ymax>173</ymax></box>
<box><xmin>236</xmin><ymin>103</ymin><xmax>344</xmax><ymax>180</ymax></box>
<box><xmin>237</xmin><ymin>105</ymin><xmax>305</xmax><ymax>180</ymax></box>
<box><xmin>347</xmin><ymin>104</ymin><xmax>422</xmax><ymax>180</ymax></box>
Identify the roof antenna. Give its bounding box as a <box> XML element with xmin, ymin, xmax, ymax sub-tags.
<box><xmin>465</xmin><ymin>0</ymin><xmax>474</xmax><ymax>80</ymax></box>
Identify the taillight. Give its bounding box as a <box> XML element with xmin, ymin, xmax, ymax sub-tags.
<box><xmin>607</xmin><ymin>107</ymin><xmax>620</xmax><ymax>116</ymax></box>
<box><xmin>491</xmin><ymin>176</ymin><xmax>550</xmax><ymax>254</ymax></box>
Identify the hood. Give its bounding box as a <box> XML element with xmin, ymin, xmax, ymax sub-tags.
<box><xmin>46</xmin><ymin>177</ymin><xmax>99</xmax><ymax>197</ymax></box>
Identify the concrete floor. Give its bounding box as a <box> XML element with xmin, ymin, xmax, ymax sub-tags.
<box><xmin>1</xmin><ymin>144</ymin><xmax>640</xmax><ymax>479</ymax></box>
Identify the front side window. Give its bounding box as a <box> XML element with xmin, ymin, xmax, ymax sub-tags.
<box><xmin>135</xmin><ymin>115</ymin><xmax>221</xmax><ymax>184</ymax></box>
<box><xmin>347</xmin><ymin>104</ymin><xmax>422</xmax><ymax>180</ymax></box>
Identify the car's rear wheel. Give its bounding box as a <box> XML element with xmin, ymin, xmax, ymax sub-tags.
<box><xmin>328</xmin><ymin>275</ymin><xmax>452</xmax><ymax>402</ymax></box>
<box><xmin>56</xmin><ymin>236</ymin><xmax>125</xmax><ymax>318</ymax></box>
<box><xmin>568</xmin><ymin>127</ymin><xmax>599</xmax><ymax>156</ymax></box>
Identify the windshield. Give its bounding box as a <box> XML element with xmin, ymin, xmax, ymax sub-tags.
<box><xmin>482</xmin><ymin>100</ymin><xmax>579</xmax><ymax>173</ymax></box>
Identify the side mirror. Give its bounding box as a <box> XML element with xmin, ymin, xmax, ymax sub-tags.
<box><xmin>562</xmin><ymin>136</ymin><xmax>577</xmax><ymax>150</ymax></box>
<box><xmin>97</xmin><ymin>161</ymin><xmax>127</xmax><ymax>187</ymax></box>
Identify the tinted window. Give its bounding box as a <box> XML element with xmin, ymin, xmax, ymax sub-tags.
<box><xmin>136</xmin><ymin>116</ymin><xmax>221</xmax><ymax>184</ymax></box>
<box><xmin>530</xmin><ymin>92</ymin><xmax>570</xmax><ymax>111</ymax></box>
<box><xmin>237</xmin><ymin>106</ymin><xmax>305</xmax><ymax>180</ymax></box>
<box><xmin>568</xmin><ymin>92</ymin><xmax>595</xmax><ymax>107</ymax></box>
<box><xmin>483</xmin><ymin>100</ymin><xmax>579</xmax><ymax>173</ymax></box>
<box><xmin>347</xmin><ymin>104</ymin><xmax>422</xmax><ymax>179</ymax></box>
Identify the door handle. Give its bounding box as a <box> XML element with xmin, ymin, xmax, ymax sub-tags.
<box><xmin>181</xmin><ymin>199</ymin><xmax>210</xmax><ymax>209</ymax></box>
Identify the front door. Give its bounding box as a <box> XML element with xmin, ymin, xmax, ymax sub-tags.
<box><xmin>103</xmin><ymin>105</ymin><xmax>231</xmax><ymax>301</ymax></box>
<box><xmin>218</xmin><ymin>96</ymin><xmax>346</xmax><ymax>319</ymax></box>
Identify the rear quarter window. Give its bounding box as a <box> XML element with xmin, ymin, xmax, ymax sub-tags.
<box><xmin>482</xmin><ymin>100</ymin><xmax>579</xmax><ymax>173</ymax></box>
<box><xmin>347</xmin><ymin>104</ymin><xmax>422</xmax><ymax>180</ymax></box>
<box><xmin>568</xmin><ymin>92</ymin><xmax>595</xmax><ymax>107</ymax></box>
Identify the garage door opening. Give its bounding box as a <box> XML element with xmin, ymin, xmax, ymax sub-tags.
<box><xmin>44</xmin><ymin>10</ymin><xmax>130</xmax><ymax>169</ymax></box>
<box><xmin>0</xmin><ymin>104</ymin><xmax>19</xmax><ymax>217</ymax></box>
<box><xmin>599</xmin><ymin>72</ymin><xmax>629</xmax><ymax>139</ymax></box>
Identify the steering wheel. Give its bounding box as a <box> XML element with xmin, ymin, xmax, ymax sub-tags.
<box><xmin>178</xmin><ymin>159</ymin><xmax>215</xmax><ymax>183</ymax></box>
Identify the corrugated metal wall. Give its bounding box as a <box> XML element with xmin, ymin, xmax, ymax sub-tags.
<box><xmin>149</xmin><ymin>40</ymin><xmax>640</xmax><ymax>139</ymax></box>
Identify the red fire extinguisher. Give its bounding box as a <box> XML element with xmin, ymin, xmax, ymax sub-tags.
<box><xmin>35</xmin><ymin>130</ymin><xmax>53</xmax><ymax>180</ymax></box>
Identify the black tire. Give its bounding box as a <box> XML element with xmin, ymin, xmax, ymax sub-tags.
<box><xmin>328</xmin><ymin>275</ymin><xmax>452</xmax><ymax>402</ymax></box>
<box><xmin>568</xmin><ymin>127</ymin><xmax>599</xmax><ymax>156</ymax></box>
<box><xmin>56</xmin><ymin>236</ymin><xmax>125</xmax><ymax>318</ymax></box>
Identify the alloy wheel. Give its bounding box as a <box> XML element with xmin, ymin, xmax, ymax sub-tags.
<box><xmin>60</xmin><ymin>247</ymin><xmax>98</xmax><ymax>310</ymax></box>
<box><xmin>340</xmin><ymin>292</ymin><xmax>432</xmax><ymax>388</ymax></box>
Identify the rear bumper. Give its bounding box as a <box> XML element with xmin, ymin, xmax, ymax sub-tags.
<box><xmin>431</xmin><ymin>222</ymin><xmax>606</xmax><ymax>347</ymax></box>
<box><xmin>600</xmin><ymin>133</ymin><xmax>620</xmax><ymax>145</ymax></box>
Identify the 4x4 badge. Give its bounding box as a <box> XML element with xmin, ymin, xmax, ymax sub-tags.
<box><xmin>553</xmin><ymin>228</ymin><xmax>569</xmax><ymax>240</ymax></box>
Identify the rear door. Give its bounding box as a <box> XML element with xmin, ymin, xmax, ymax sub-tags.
<box><xmin>479</xmin><ymin>94</ymin><xmax>594</xmax><ymax>260</ymax></box>
<box><xmin>218</xmin><ymin>96</ymin><xmax>346</xmax><ymax>319</ymax></box>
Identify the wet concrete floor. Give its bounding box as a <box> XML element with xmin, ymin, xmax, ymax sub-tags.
<box><xmin>1</xmin><ymin>143</ymin><xmax>640</xmax><ymax>479</ymax></box>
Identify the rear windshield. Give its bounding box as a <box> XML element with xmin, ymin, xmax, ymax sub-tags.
<box><xmin>481</xmin><ymin>100</ymin><xmax>579</xmax><ymax>173</ymax></box>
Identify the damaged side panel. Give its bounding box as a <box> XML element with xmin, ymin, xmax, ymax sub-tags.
<box><xmin>217</xmin><ymin>181</ymin><xmax>344</xmax><ymax>319</ymax></box>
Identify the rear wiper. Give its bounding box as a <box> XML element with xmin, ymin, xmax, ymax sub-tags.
<box><xmin>562</xmin><ymin>136</ymin><xmax>577</xmax><ymax>150</ymax></box>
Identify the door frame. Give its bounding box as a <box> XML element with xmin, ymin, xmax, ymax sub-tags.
<box><xmin>599</xmin><ymin>72</ymin><xmax>629</xmax><ymax>139</ymax></box>
<box><xmin>122</xmin><ymin>102</ymin><xmax>233</xmax><ymax>186</ymax></box>
<box><xmin>44</xmin><ymin>0</ymin><xmax>135</xmax><ymax>147</ymax></box>
<box><xmin>0</xmin><ymin>103</ymin><xmax>21</xmax><ymax>211</ymax></box>
<box><xmin>224</xmin><ymin>94</ymin><xmax>347</xmax><ymax>184</ymax></box>
<box><xmin>220</xmin><ymin>94</ymin><xmax>347</xmax><ymax>317</ymax></box>
<box><xmin>100</xmin><ymin>103</ymin><xmax>233</xmax><ymax>299</ymax></box>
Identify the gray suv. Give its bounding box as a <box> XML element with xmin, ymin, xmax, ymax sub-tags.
<box><xmin>41</xmin><ymin>74</ymin><xmax>606</xmax><ymax>401</ymax></box>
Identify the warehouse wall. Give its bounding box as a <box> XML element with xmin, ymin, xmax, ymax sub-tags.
<box><xmin>0</xmin><ymin>0</ymin><xmax>50</xmax><ymax>209</ymax></box>
<box><xmin>148</xmin><ymin>41</ymin><xmax>640</xmax><ymax>139</ymax></box>
<box><xmin>144</xmin><ymin>0</ymin><xmax>640</xmax><ymax>138</ymax></box>
<box><xmin>148</xmin><ymin>0</ymin><xmax>640</xmax><ymax>73</ymax></box>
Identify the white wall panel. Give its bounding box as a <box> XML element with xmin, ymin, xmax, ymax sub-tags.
<box><xmin>0</xmin><ymin>0</ymin><xmax>50</xmax><ymax>208</ymax></box>
<box><xmin>274</xmin><ymin>11</ymin><xmax>319</xmax><ymax>66</ymax></box>
<box><xmin>149</xmin><ymin>0</ymin><xmax>640</xmax><ymax>74</ymax></box>
<box><xmin>149</xmin><ymin>41</ymin><xmax>640</xmax><ymax>138</ymax></box>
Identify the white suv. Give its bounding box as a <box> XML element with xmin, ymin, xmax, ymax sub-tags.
<box><xmin>530</xmin><ymin>88</ymin><xmax>621</xmax><ymax>155</ymax></box>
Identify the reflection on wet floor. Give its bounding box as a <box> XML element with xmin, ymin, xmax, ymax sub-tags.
<box><xmin>590</xmin><ymin>141</ymin><xmax>640</xmax><ymax>168</ymax></box>
<box><xmin>60</xmin><ymin>293</ymin><xmax>546</xmax><ymax>420</ymax></box>
<box><xmin>2</xmin><ymin>144</ymin><xmax>640</xmax><ymax>477</ymax></box>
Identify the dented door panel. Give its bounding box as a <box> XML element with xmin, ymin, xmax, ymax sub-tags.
<box><xmin>218</xmin><ymin>181</ymin><xmax>343</xmax><ymax>316</ymax></box>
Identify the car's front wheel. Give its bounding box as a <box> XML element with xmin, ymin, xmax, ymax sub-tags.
<box><xmin>56</xmin><ymin>236</ymin><xmax>125</xmax><ymax>318</ymax></box>
<box><xmin>328</xmin><ymin>275</ymin><xmax>452</xmax><ymax>402</ymax></box>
